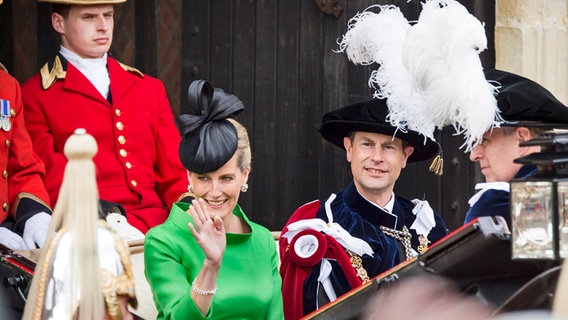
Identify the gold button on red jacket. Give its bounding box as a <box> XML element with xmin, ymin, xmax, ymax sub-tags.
<box><xmin>22</xmin><ymin>55</ymin><xmax>190</xmax><ymax>233</ymax></box>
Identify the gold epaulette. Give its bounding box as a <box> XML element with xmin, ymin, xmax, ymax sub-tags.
<box><xmin>40</xmin><ymin>56</ymin><xmax>66</xmax><ymax>90</ymax></box>
<box><xmin>0</xmin><ymin>62</ymin><xmax>8</xmax><ymax>73</ymax></box>
<box><xmin>118</xmin><ymin>62</ymin><xmax>144</xmax><ymax>78</ymax></box>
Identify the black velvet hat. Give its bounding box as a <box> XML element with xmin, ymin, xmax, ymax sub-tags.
<box><xmin>319</xmin><ymin>98</ymin><xmax>440</xmax><ymax>163</ymax></box>
<box><xmin>486</xmin><ymin>69</ymin><xmax>568</xmax><ymax>128</ymax></box>
<box><xmin>178</xmin><ymin>80</ymin><xmax>244</xmax><ymax>174</ymax></box>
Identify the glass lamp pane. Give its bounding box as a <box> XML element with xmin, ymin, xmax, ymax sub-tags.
<box><xmin>559</xmin><ymin>181</ymin><xmax>568</xmax><ymax>258</ymax></box>
<box><xmin>511</xmin><ymin>181</ymin><xmax>554</xmax><ymax>259</ymax></box>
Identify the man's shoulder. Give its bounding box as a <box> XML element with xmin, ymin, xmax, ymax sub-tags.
<box><xmin>474</xmin><ymin>188</ymin><xmax>510</xmax><ymax>207</ymax></box>
<box><xmin>287</xmin><ymin>199</ymin><xmax>322</xmax><ymax>222</ymax></box>
<box><xmin>29</xmin><ymin>55</ymin><xmax>67</xmax><ymax>90</ymax></box>
<box><xmin>108</xmin><ymin>57</ymin><xmax>145</xmax><ymax>79</ymax></box>
<box><xmin>0</xmin><ymin>68</ymin><xmax>16</xmax><ymax>87</ymax></box>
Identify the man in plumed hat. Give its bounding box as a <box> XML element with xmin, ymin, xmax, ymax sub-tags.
<box><xmin>465</xmin><ymin>69</ymin><xmax>568</xmax><ymax>228</ymax></box>
<box><xmin>279</xmin><ymin>98</ymin><xmax>448</xmax><ymax>319</ymax></box>
<box><xmin>0</xmin><ymin>1</ymin><xmax>52</xmax><ymax>252</ymax></box>
<box><xmin>21</xmin><ymin>0</ymin><xmax>192</xmax><ymax>234</ymax></box>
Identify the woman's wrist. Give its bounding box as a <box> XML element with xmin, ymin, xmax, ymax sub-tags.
<box><xmin>202</xmin><ymin>258</ymin><xmax>222</xmax><ymax>270</ymax></box>
<box><xmin>192</xmin><ymin>281</ymin><xmax>218</xmax><ymax>295</ymax></box>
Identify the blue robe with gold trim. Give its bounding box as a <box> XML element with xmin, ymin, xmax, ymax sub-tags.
<box><xmin>279</xmin><ymin>182</ymin><xmax>447</xmax><ymax>319</ymax></box>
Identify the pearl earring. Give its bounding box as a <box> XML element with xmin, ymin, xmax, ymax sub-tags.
<box><xmin>240</xmin><ymin>184</ymin><xmax>248</xmax><ymax>193</ymax></box>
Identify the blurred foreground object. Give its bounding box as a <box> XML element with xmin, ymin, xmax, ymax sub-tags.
<box><xmin>304</xmin><ymin>216</ymin><xmax>560</xmax><ymax>319</ymax></box>
<box><xmin>22</xmin><ymin>129</ymin><xmax>137</xmax><ymax>320</ymax></box>
<box><xmin>362</xmin><ymin>275</ymin><xmax>495</xmax><ymax>320</ymax></box>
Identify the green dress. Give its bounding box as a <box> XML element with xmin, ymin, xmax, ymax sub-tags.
<box><xmin>144</xmin><ymin>202</ymin><xmax>284</xmax><ymax>319</ymax></box>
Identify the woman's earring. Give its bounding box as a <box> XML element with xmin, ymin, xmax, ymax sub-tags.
<box><xmin>240</xmin><ymin>184</ymin><xmax>248</xmax><ymax>193</ymax></box>
<box><xmin>188</xmin><ymin>185</ymin><xmax>194</xmax><ymax>193</ymax></box>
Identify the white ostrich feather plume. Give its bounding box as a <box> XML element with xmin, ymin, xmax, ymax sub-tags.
<box><xmin>337</xmin><ymin>0</ymin><xmax>502</xmax><ymax>152</ymax></box>
<box><xmin>336</xmin><ymin>6</ymin><xmax>421</xmax><ymax>137</ymax></box>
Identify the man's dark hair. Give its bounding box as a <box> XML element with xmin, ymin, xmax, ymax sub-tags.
<box><xmin>51</xmin><ymin>4</ymin><xmax>71</xmax><ymax>18</ymax></box>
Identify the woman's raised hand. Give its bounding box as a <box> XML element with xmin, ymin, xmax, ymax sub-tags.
<box><xmin>187</xmin><ymin>198</ymin><xmax>226</xmax><ymax>265</ymax></box>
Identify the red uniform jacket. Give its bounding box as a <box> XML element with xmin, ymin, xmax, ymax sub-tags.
<box><xmin>0</xmin><ymin>69</ymin><xmax>50</xmax><ymax>227</ymax></box>
<box><xmin>22</xmin><ymin>55</ymin><xmax>190</xmax><ymax>233</ymax></box>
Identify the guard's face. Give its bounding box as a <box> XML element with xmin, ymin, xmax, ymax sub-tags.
<box><xmin>52</xmin><ymin>5</ymin><xmax>114</xmax><ymax>59</ymax></box>
<box><xmin>469</xmin><ymin>127</ymin><xmax>524</xmax><ymax>182</ymax></box>
<box><xmin>188</xmin><ymin>153</ymin><xmax>250</xmax><ymax>222</ymax></box>
<box><xmin>344</xmin><ymin>132</ymin><xmax>413</xmax><ymax>206</ymax></box>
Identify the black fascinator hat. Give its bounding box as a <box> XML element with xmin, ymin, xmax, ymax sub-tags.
<box><xmin>178</xmin><ymin>80</ymin><xmax>244</xmax><ymax>174</ymax></box>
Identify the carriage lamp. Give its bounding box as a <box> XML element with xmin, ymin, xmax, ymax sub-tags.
<box><xmin>510</xmin><ymin>130</ymin><xmax>568</xmax><ymax>260</ymax></box>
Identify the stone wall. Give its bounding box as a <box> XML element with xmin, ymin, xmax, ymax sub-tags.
<box><xmin>495</xmin><ymin>0</ymin><xmax>568</xmax><ymax>104</ymax></box>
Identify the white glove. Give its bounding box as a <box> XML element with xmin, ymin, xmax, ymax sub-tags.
<box><xmin>0</xmin><ymin>227</ymin><xmax>26</xmax><ymax>250</ymax></box>
<box><xmin>23</xmin><ymin>212</ymin><xmax>51</xmax><ymax>249</ymax></box>
<box><xmin>106</xmin><ymin>213</ymin><xmax>145</xmax><ymax>242</ymax></box>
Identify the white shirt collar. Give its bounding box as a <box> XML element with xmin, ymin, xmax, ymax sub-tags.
<box><xmin>59</xmin><ymin>46</ymin><xmax>110</xmax><ymax>99</ymax></box>
<box><xmin>359</xmin><ymin>191</ymin><xmax>396</xmax><ymax>213</ymax></box>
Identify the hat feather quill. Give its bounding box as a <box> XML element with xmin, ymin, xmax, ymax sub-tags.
<box><xmin>337</xmin><ymin>0</ymin><xmax>502</xmax><ymax>152</ymax></box>
<box><xmin>336</xmin><ymin>6</ymin><xmax>425</xmax><ymax>137</ymax></box>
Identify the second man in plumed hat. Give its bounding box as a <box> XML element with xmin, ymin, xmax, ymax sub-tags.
<box><xmin>466</xmin><ymin>69</ymin><xmax>568</xmax><ymax>228</ymax></box>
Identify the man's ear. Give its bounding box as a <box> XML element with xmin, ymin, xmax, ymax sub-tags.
<box><xmin>516</xmin><ymin>127</ymin><xmax>533</xmax><ymax>143</ymax></box>
<box><xmin>344</xmin><ymin>136</ymin><xmax>353</xmax><ymax>162</ymax></box>
<box><xmin>516</xmin><ymin>127</ymin><xmax>538</xmax><ymax>157</ymax></box>
<box><xmin>52</xmin><ymin>13</ymin><xmax>65</xmax><ymax>34</ymax></box>
<box><xmin>401</xmin><ymin>145</ymin><xmax>414</xmax><ymax>168</ymax></box>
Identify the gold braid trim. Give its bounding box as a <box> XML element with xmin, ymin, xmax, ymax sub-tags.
<box><xmin>417</xmin><ymin>234</ymin><xmax>430</xmax><ymax>254</ymax></box>
<box><xmin>118</xmin><ymin>62</ymin><xmax>144</xmax><ymax>78</ymax></box>
<box><xmin>101</xmin><ymin>268</ymin><xmax>120</xmax><ymax>320</ymax></box>
<box><xmin>40</xmin><ymin>56</ymin><xmax>66</xmax><ymax>90</ymax></box>
<box><xmin>101</xmin><ymin>220</ymin><xmax>138</xmax><ymax>309</ymax></box>
<box><xmin>32</xmin><ymin>228</ymin><xmax>67</xmax><ymax>320</ymax></box>
<box><xmin>346</xmin><ymin>250</ymin><xmax>370</xmax><ymax>284</ymax></box>
<box><xmin>380</xmin><ymin>225</ymin><xmax>413</xmax><ymax>260</ymax></box>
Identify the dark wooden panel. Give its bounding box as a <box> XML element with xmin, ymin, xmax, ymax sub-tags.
<box><xmin>0</xmin><ymin>0</ymin><xmax>14</xmax><ymax>72</ymax></box>
<box><xmin>319</xmin><ymin>0</ymin><xmax>351</xmax><ymax>200</ymax></box>
<box><xmin>12</xmin><ymin>0</ymin><xmax>38</xmax><ymax>81</ymax></box>
<box><xmin>36</xmin><ymin>3</ymin><xmax>59</xmax><ymax>71</ymax></box>
<box><xmin>231</xmin><ymin>0</ymin><xmax>257</xmax><ymax>217</ymax></box>
<box><xmin>181</xmin><ymin>1</ymin><xmax>211</xmax><ymax>113</ymax></box>
<box><xmin>156</xmin><ymin>0</ymin><xmax>182</xmax><ymax>115</ymax></box>
<box><xmin>251</xmin><ymin>0</ymin><xmax>279</xmax><ymax>228</ymax></box>
<box><xmin>2</xmin><ymin>0</ymin><xmax>495</xmax><ymax>232</ymax></box>
<box><xmin>209</xmin><ymin>1</ymin><xmax>232</xmax><ymax>90</ymax></box>
<box><xmin>134</xmin><ymin>0</ymin><xmax>156</xmax><ymax>75</ymax></box>
<box><xmin>274</xmin><ymin>0</ymin><xmax>301</xmax><ymax>229</ymax></box>
<box><xmin>111</xmin><ymin>1</ymin><xmax>135</xmax><ymax>65</ymax></box>
<box><xmin>294</xmin><ymin>0</ymin><xmax>325</xmax><ymax>213</ymax></box>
